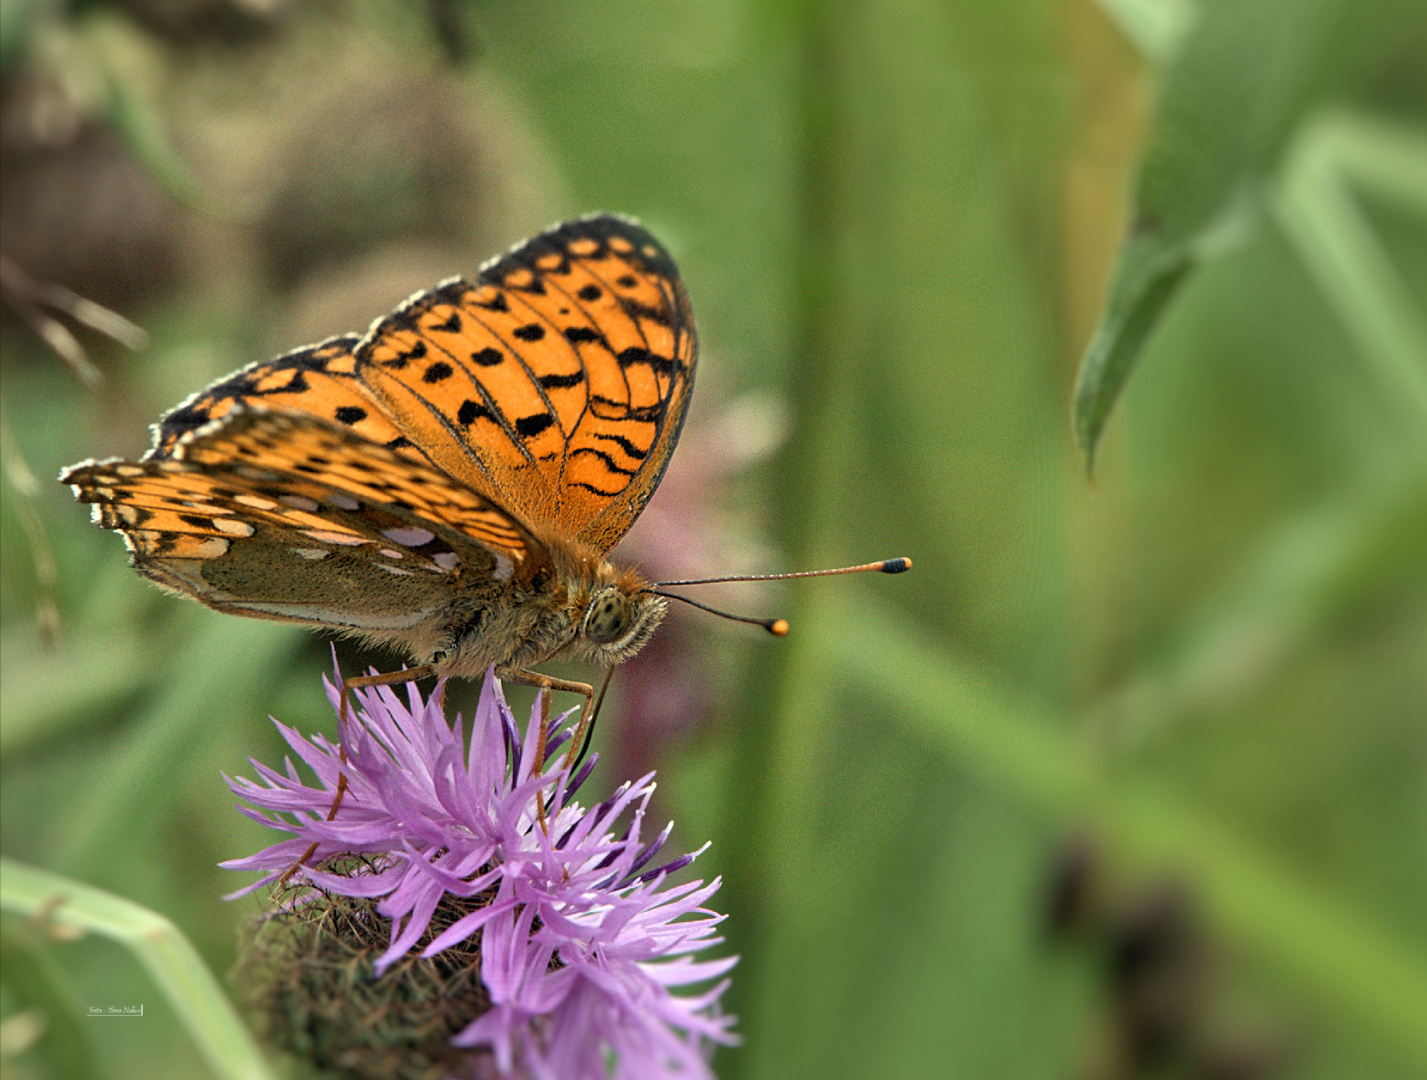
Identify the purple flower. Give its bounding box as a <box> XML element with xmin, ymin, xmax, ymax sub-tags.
<box><xmin>224</xmin><ymin>668</ymin><xmax>737</xmax><ymax>1079</ymax></box>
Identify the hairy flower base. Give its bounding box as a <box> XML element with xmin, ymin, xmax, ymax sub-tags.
<box><xmin>224</xmin><ymin>668</ymin><xmax>736</xmax><ymax>1080</ymax></box>
<box><xmin>237</xmin><ymin>862</ymin><xmax>496</xmax><ymax>1080</ymax></box>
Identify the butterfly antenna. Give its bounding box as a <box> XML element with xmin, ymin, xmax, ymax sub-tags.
<box><xmin>655</xmin><ymin>557</ymin><xmax>911</xmax><ymax>589</ymax></box>
<box><xmin>648</xmin><ymin>590</ymin><xmax>790</xmax><ymax>636</ymax></box>
<box><xmin>649</xmin><ymin>557</ymin><xmax>911</xmax><ymax>636</ymax></box>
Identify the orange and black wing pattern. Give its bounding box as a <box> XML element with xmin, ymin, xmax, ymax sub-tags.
<box><xmin>353</xmin><ymin>214</ymin><xmax>697</xmax><ymax>552</ymax></box>
<box><xmin>148</xmin><ymin>336</ymin><xmax>431</xmax><ymax>467</ymax></box>
<box><xmin>64</xmin><ymin>409</ymin><xmax>537</xmax><ymax>631</ymax></box>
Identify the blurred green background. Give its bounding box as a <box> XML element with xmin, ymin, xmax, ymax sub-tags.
<box><xmin>2</xmin><ymin>1</ymin><xmax>1425</xmax><ymax>1078</ymax></box>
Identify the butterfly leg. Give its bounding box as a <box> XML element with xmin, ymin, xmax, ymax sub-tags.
<box><xmin>493</xmin><ymin>667</ymin><xmax>596</xmax><ymax>772</ymax></box>
<box><xmin>281</xmin><ymin>665</ymin><xmax>435</xmax><ymax>884</ymax></box>
<box><xmin>493</xmin><ymin>666</ymin><xmax>597</xmax><ymax>831</ymax></box>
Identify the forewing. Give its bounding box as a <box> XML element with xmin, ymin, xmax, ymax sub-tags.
<box><xmin>353</xmin><ymin>214</ymin><xmax>697</xmax><ymax>551</ymax></box>
<box><xmin>63</xmin><ymin>409</ymin><xmax>537</xmax><ymax>632</ymax></box>
<box><xmin>147</xmin><ymin>335</ymin><xmax>430</xmax><ymax>466</ymax></box>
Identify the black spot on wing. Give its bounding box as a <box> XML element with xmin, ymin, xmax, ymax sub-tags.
<box><xmin>379</xmin><ymin>339</ymin><xmax>427</xmax><ymax>370</ymax></box>
<box><xmin>616</xmin><ymin>346</ymin><xmax>677</xmax><ymax>376</ymax></box>
<box><xmin>591</xmin><ymin>397</ymin><xmax>665</xmax><ymax>423</ymax></box>
<box><xmin>458</xmin><ymin>399</ymin><xmax>493</xmax><ymax>426</ymax></box>
<box><xmin>515</xmin><ymin>413</ymin><xmax>554</xmax><ymax>438</ymax></box>
<box><xmin>423</xmin><ymin>361</ymin><xmax>454</xmax><ymax>383</ymax></box>
<box><xmin>538</xmin><ymin>372</ymin><xmax>584</xmax><ymax>390</ymax></box>
<box><xmin>161</xmin><ymin>403</ymin><xmax>217</xmax><ymax>432</ymax></box>
<box><xmin>624</xmin><ymin>299</ymin><xmax>673</xmax><ymax>327</ymax></box>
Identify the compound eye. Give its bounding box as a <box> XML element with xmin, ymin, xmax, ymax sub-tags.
<box><xmin>584</xmin><ymin>588</ymin><xmax>632</xmax><ymax>645</ymax></box>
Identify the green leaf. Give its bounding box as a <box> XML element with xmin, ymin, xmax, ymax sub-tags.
<box><xmin>1073</xmin><ymin>0</ymin><xmax>1427</xmax><ymax>469</ymax></box>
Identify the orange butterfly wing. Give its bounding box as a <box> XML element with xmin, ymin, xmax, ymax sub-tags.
<box><xmin>353</xmin><ymin>214</ymin><xmax>696</xmax><ymax>552</ymax></box>
<box><xmin>148</xmin><ymin>335</ymin><xmax>431</xmax><ymax>467</ymax></box>
<box><xmin>64</xmin><ymin>409</ymin><xmax>538</xmax><ymax>632</ymax></box>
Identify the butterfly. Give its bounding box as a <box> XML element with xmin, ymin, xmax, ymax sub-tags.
<box><xmin>61</xmin><ymin>215</ymin><xmax>698</xmax><ymax>735</ymax></box>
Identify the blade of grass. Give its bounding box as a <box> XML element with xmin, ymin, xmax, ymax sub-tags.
<box><xmin>1272</xmin><ymin>110</ymin><xmax>1427</xmax><ymax>439</ymax></box>
<box><xmin>0</xmin><ymin>858</ymin><xmax>273</xmax><ymax>1080</ymax></box>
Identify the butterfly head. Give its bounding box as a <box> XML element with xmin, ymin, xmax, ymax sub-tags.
<box><xmin>571</xmin><ymin>570</ymin><xmax>668</xmax><ymax>666</ymax></box>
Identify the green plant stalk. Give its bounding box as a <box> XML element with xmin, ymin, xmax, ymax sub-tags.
<box><xmin>0</xmin><ymin>858</ymin><xmax>274</xmax><ymax>1080</ymax></box>
<box><xmin>1272</xmin><ymin>111</ymin><xmax>1427</xmax><ymax>442</ymax></box>
<box><xmin>1326</xmin><ymin>110</ymin><xmax>1427</xmax><ymax>217</ymax></box>
<box><xmin>836</xmin><ymin>595</ymin><xmax>1427</xmax><ymax>1066</ymax></box>
<box><xmin>715</xmin><ymin>3</ymin><xmax>861</xmax><ymax>1067</ymax></box>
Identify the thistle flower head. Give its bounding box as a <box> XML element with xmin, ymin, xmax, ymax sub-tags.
<box><xmin>224</xmin><ymin>668</ymin><xmax>736</xmax><ymax>1079</ymax></box>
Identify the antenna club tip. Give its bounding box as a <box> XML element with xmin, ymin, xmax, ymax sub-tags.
<box><xmin>768</xmin><ymin>619</ymin><xmax>790</xmax><ymax>637</ymax></box>
<box><xmin>881</xmin><ymin>557</ymin><xmax>913</xmax><ymax>573</ymax></box>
